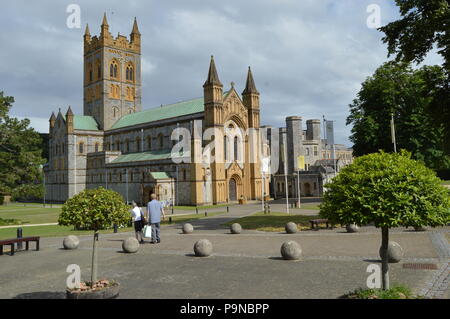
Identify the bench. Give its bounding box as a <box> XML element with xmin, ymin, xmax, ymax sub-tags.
<box><xmin>309</xmin><ymin>219</ymin><xmax>333</xmax><ymax>230</ymax></box>
<box><xmin>0</xmin><ymin>237</ymin><xmax>40</xmax><ymax>256</ymax></box>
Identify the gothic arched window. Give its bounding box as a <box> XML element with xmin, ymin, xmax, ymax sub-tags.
<box><xmin>110</xmin><ymin>60</ymin><xmax>119</xmax><ymax>79</ymax></box>
<box><xmin>126</xmin><ymin>64</ymin><xmax>134</xmax><ymax>81</ymax></box>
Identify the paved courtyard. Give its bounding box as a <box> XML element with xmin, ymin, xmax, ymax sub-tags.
<box><xmin>0</xmin><ymin>203</ymin><xmax>448</xmax><ymax>299</ymax></box>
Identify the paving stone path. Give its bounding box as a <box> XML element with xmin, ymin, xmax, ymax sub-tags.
<box><xmin>0</xmin><ymin>203</ymin><xmax>448</xmax><ymax>299</ymax></box>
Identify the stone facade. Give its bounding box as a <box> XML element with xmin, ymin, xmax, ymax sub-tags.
<box><xmin>44</xmin><ymin>15</ymin><xmax>269</xmax><ymax>206</ymax></box>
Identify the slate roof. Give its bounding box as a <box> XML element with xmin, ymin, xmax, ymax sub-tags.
<box><xmin>110</xmin><ymin>149</ymin><xmax>189</xmax><ymax>164</ymax></box>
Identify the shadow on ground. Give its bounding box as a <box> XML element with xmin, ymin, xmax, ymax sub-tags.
<box><xmin>13</xmin><ymin>291</ymin><xmax>65</xmax><ymax>299</ymax></box>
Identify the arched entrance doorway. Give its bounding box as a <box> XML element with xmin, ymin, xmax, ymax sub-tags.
<box><xmin>229</xmin><ymin>178</ymin><xmax>237</xmax><ymax>201</ymax></box>
<box><xmin>142</xmin><ymin>186</ymin><xmax>154</xmax><ymax>204</ymax></box>
<box><xmin>304</xmin><ymin>183</ymin><xmax>311</xmax><ymax>196</ymax></box>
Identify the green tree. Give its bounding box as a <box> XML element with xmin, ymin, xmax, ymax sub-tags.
<box><xmin>58</xmin><ymin>187</ymin><xmax>131</xmax><ymax>287</ymax></box>
<box><xmin>0</xmin><ymin>91</ymin><xmax>45</xmax><ymax>198</ymax></box>
<box><xmin>347</xmin><ymin>62</ymin><xmax>450</xmax><ymax>170</ymax></box>
<box><xmin>380</xmin><ymin>0</ymin><xmax>450</xmax><ymax>152</ymax></box>
<box><xmin>320</xmin><ymin>151</ymin><xmax>450</xmax><ymax>290</ymax></box>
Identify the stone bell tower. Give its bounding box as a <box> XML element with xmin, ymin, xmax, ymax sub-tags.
<box><xmin>83</xmin><ymin>14</ymin><xmax>142</xmax><ymax>130</ymax></box>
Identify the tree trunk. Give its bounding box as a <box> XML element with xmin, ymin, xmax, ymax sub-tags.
<box><xmin>91</xmin><ymin>231</ymin><xmax>99</xmax><ymax>287</ymax></box>
<box><xmin>381</xmin><ymin>227</ymin><xmax>390</xmax><ymax>290</ymax></box>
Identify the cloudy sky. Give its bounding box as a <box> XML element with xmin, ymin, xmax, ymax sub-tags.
<box><xmin>0</xmin><ymin>0</ymin><xmax>442</xmax><ymax>146</ymax></box>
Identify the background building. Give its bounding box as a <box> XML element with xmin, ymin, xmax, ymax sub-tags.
<box><xmin>266</xmin><ymin>116</ymin><xmax>353</xmax><ymax>199</ymax></box>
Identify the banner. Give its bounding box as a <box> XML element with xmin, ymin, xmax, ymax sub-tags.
<box><xmin>326</xmin><ymin>120</ymin><xmax>334</xmax><ymax>145</ymax></box>
<box><xmin>297</xmin><ymin>155</ymin><xmax>305</xmax><ymax>171</ymax></box>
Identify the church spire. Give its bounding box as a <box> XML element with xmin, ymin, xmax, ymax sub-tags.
<box><xmin>242</xmin><ymin>66</ymin><xmax>259</xmax><ymax>95</ymax></box>
<box><xmin>130</xmin><ymin>17</ymin><xmax>141</xmax><ymax>44</ymax></box>
<box><xmin>131</xmin><ymin>17</ymin><xmax>140</xmax><ymax>35</ymax></box>
<box><xmin>66</xmin><ymin>106</ymin><xmax>74</xmax><ymax>116</ymax></box>
<box><xmin>101</xmin><ymin>12</ymin><xmax>109</xmax><ymax>27</ymax></box>
<box><xmin>203</xmin><ymin>55</ymin><xmax>222</xmax><ymax>87</ymax></box>
<box><xmin>84</xmin><ymin>23</ymin><xmax>90</xmax><ymax>36</ymax></box>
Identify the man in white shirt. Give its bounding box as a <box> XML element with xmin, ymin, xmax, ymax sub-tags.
<box><xmin>147</xmin><ymin>193</ymin><xmax>166</xmax><ymax>244</ymax></box>
<box><xmin>131</xmin><ymin>201</ymin><xmax>144</xmax><ymax>244</ymax></box>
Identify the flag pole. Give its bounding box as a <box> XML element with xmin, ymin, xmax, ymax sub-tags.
<box><xmin>391</xmin><ymin>112</ymin><xmax>397</xmax><ymax>153</ymax></box>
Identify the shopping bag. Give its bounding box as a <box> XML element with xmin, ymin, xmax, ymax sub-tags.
<box><xmin>144</xmin><ymin>225</ymin><xmax>152</xmax><ymax>238</ymax></box>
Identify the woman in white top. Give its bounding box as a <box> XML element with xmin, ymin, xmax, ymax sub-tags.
<box><xmin>131</xmin><ymin>201</ymin><xmax>145</xmax><ymax>243</ymax></box>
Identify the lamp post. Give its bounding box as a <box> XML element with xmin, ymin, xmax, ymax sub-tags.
<box><xmin>40</xmin><ymin>164</ymin><xmax>46</xmax><ymax>208</ymax></box>
<box><xmin>125</xmin><ymin>168</ymin><xmax>129</xmax><ymax>204</ymax></box>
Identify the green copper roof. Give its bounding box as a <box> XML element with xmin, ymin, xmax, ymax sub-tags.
<box><xmin>110</xmin><ymin>149</ymin><xmax>188</xmax><ymax>164</ymax></box>
<box><xmin>110</xmin><ymin>91</ymin><xmax>230</xmax><ymax>130</ymax></box>
<box><xmin>111</xmin><ymin>97</ymin><xmax>204</xmax><ymax>129</ymax></box>
<box><xmin>150</xmin><ymin>172</ymin><xmax>170</xmax><ymax>179</ymax></box>
<box><xmin>62</xmin><ymin>114</ymin><xmax>99</xmax><ymax>130</ymax></box>
<box><xmin>74</xmin><ymin>115</ymin><xmax>99</xmax><ymax>131</ymax></box>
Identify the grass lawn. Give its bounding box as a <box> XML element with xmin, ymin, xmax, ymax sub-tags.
<box><xmin>297</xmin><ymin>203</ymin><xmax>320</xmax><ymax>210</ymax></box>
<box><xmin>0</xmin><ymin>211</ymin><xmax>224</xmax><ymax>240</ymax></box>
<box><xmin>0</xmin><ymin>204</ymin><xmax>61</xmax><ymax>224</ymax></box>
<box><xmin>173</xmin><ymin>203</ymin><xmax>231</xmax><ymax>210</ymax></box>
<box><xmin>223</xmin><ymin>211</ymin><xmax>321</xmax><ymax>232</ymax></box>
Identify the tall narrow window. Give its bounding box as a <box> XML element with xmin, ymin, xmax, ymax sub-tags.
<box><xmin>110</xmin><ymin>61</ymin><xmax>118</xmax><ymax>79</ymax></box>
<box><xmin>79</xmin><ymin>142</ymin><xmax>84</xmax><ymax>154</ymax></box>
<box><xmin>136</xmin><ymin>137</ymin><xmax>141</xmax><ymax>152</ymax></box>
<box><xmin>126</xmin><ymin>64</ymin><xmax>134</xmax><ymax>81</ymax></box>
<box><xmin>224</xmin><ymin>136</ymin><xmax>228</xmax><ymax>161</ymax></box>
<box><xmin>158</xmin><ymin>134</ymin><xmax>164</xmax><ymax>149</ymax></box>
<box><xmin>234</xmin><ymin>136</ymin><xmax>239</xmax><ymax>161</ymax></box>
<box><xmin>147</xmin><ymin>136</ymin><xmax>152</xmax><ymax>150</ymax></box>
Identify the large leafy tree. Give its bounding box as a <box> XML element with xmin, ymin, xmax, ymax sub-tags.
<box><xmin>380</xmin><ymin>0</ymin><xmax>450</xmax><ymax>152</ymax></box>
<box><xmin>320</xmin><ymin>151</ymin><xmax>450</xmax><ymax>290</ymax></box>
<box><xmin>0</xmin><ymin>91</ymin><xmax>45</xmax><ymax>198</ymax></box>
<box><xmin>59</xmin><ymin>187</ymin><xmax>131</xmax><ymax>287</ymax></box>
<box><xmin>347</xmin><ymin>62</ymin><xmax>450</xmax><ymax>170</ymax></box>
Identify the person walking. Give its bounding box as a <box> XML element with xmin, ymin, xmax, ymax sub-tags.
<box><xmin>131</xmin><ymin>201</ymin><xmax>145</xmax><ymax>244</ymax></box>
<box><xmin>147</xmin><ymin>193</ymin><xmax>166</xmax><ymax>244</ymax></box>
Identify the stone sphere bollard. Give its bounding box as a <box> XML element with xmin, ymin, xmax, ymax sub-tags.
<box><xmin>194</xmin><ymin>239</ymin><xmax>213</xmax><ymax>257</ymax></box>
<box><xmin>183</xmin><ymin>223</ymin><xmax>194</xmax><ymax>234</ymax></box>
<box><xmin>63</xmin><ymin>235</ymin><xmax>80</xmax><ymax>250</ymax></box>
<box><xmin>122</xmin><ymin>237</ymin><xmax>140</xmax><ymax>253</ymax></box>
<box><xmin>346</xmin><ymin>224</ymin><xmax>359</xmax><ymax>233</ymax></box>
<box><xmin>280</xmin><ymin>241</ymin><xmax>302</xmax><ymax>260</ymax></box>
<box><xmin>285</xmin><ymin>222</ymin><xmax>298</xmax><ymax>234</ymax></box>
<box><xmin>379</xmin><ymin>241</ymin><xmax>403</xmax><ymax>263</ymax></box>
<box><xmin>230</xmin><ymin>223</ymin><xmax>242</xmax><ymax>234</ymax></box>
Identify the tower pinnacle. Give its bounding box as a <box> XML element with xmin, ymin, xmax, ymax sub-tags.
<box><xmin>203</xmin><ymin>55</ymin><xmax>222</xmax><ymax>87</ymax></box>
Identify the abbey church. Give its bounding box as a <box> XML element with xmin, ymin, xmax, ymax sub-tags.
<box><xmin>44</xmin><ymin>14</ymin><xmax>269</xmax><ymax>205</ymax></box>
